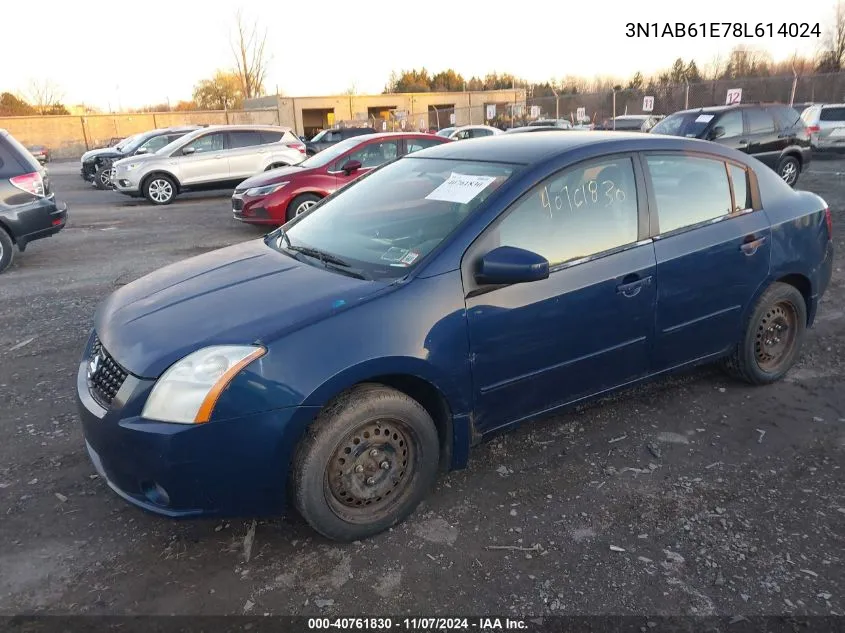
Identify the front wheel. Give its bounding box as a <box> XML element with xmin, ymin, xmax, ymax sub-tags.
<box><xmin>723</xmin><ymin>282</ymin><xmax>807</xmax><ymax>384</ymax></box>
<box><xmin>777</xmin><ymin>156</ymin><xmax>800</xmax><ymax>187</ymax></box>
<box><xmin>143</xmin><ymin>175</ymin><xmax>176</xmax><ymax>205</ymax></box>
<box><xmin>93</xmin><ymin>162</ymin><xmax>112</xmax><ymax>190</ymax></box>
<box><xmin>287</xmin><ymin>193</ymin><xmax>321</xmax><ymax>221</ymax></box>
<box><xmin>292</xmin><ymin>384</ymin><xmax>440</xmax><ymax>541</ymax></box>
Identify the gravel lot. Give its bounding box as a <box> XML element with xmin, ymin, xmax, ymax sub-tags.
<box><xmin>1</xmin><ymin>158</ymin><xmax>843</xmax><ymax>617</ymax></box>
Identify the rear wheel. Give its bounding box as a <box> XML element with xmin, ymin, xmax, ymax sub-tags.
<box><xmin>292</xmin><ymin>384</ymin><xmax>440</xmax><ymax>541</ymax></box>
<box><xmin>143</xmin><ymin>174</ymin><xmax>176</xmax><ymax>205</ymax></box>
<box><xmin>0</xmin><ymin>228</ymin><xmax>14</xmax><ymax>274</ymax></box>
<box><xmin>777</xmin><ymin>156</ymin><xmax>800</xmax><ymax>187</ymax></box>
<box><xmin>723</xmin><ymin>282</ymin><xmax>806</xmax><ymax>384</ymax></box>
<box><xmin>287</xmin><ymin>193</ymin><xmax>321</xmax><ymax>221</ymax></box>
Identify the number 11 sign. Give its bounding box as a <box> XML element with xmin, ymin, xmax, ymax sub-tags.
<box><xmin>642</xmin><ymin>96</ymin><xmax>654</xmax><ymax>112</ymax></box>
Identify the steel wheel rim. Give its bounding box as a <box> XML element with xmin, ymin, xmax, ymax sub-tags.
<box><xmin>755</xmin><ymin>301</ymin><xmax>798</xmax><ymax>372</ymax></box>
<box><xmin>780</xmin><ymin>162</ymin><xmax>797</xmax><ymax>184</ymax></box>
<box><xmin>99</xmin><ymin>169</ymin><xmax>111</xmax><ymax>186</ymax></box>
<box><xmin>295</xmin><ymin>200</ymin><xmax>316</xmax><ymax>216</ymax></box>
<box><xmin>324</xmin><ymin>418</ymin><xmax>416</xmax><ymax>525</ymax></box>
<box><xmin>149</xmin><ymin>179</ymin><xmax>172</xmax><ymax>203</ymax></box>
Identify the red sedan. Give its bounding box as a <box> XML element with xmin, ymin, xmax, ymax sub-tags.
<box><xmin>232</xmin><ymin>132</ymin><xmax>451</xmax><ymax>225</ymax></box>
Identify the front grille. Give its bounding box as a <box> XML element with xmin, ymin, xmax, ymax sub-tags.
<box><xmin>232</xmin><ymin>197</ymin><xmax>244</xmax><ymax>211</ymax></box>
<box><xmin>88</xmin><ymin>334</ymin><xmax>128</xmax><ymax>408</ymax></box>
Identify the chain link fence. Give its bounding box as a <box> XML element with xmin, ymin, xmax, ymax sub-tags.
<box><xmin>524</xmin><ymin>72</ymin><xmax>845</xmax><ymax>127</ymax></box>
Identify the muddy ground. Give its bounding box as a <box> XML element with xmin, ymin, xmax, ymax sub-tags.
<box><xmin>0</xmin><ymin>158</ymin><xmax>843</xmax><ymax>616</ymax></box>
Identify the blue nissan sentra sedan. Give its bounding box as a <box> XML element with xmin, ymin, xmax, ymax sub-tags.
<box><xmin>76</xmin><ymin>132</ymin><xmax>834</xmax><ymax>541</ymax></box>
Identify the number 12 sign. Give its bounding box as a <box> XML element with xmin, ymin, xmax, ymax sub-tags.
<box><xmin>726</xmin><ymin>88</ymin><xmax>742</xmax><ymax>105</ymax></box>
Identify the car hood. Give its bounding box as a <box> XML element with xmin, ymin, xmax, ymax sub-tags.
<box><xmin>81</xmin><ymin>147</ymin><xmax>124</xmax><ymax>162</ymax></box>
<box><xmin>237</xmin><ymin>164</ymin><xmax>309</xmax><ymax>190</ymax></box>
<box><xmin>112</xmin><ymin>152</ymin><xmax>161</xmax><ymax>168</ymax></box>
<box><xmin>94</xmin><ymin>239</ymin><xmax>387</xmax><ymax>378</ymax></box>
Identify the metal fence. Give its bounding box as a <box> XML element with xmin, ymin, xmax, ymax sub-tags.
<box><xmin>523</xmin><ymin>72</ymin><xmax>845</xmax><ymax>127</ymax></box>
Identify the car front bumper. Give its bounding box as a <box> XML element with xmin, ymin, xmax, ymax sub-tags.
<box><xmin>75</xmin><ymin>338</ymin><xmax>315</xmax><ymax>518</ymax></box>
<box><xmin>111</xmin><ymin>172</ymin><xmax>142</xmax><ymax>196</ymax></box>
<box><xmin>80</xmin><ymin>162</ymin><xmax>96</xmax><ymax>181</ymax></box>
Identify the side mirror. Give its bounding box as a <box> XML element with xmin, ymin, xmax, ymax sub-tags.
<box><xmin>709</xmin><ymin>126</ymin><xmax>726</xmax><ymax>140</ymax></box>
<box><xmin>341</xmin><ymin>159</ymin><xmax>361</xmax><ymax>175</ymax></box>
<box><xmin>182</xmin><ymin>146</ymin><xmax>196</xmax><ymax>156</ymax></box>
<box><xmin>475</xmin><ymin>246</ymin><xmax>550</xmax><ymax>286</ymax></box>
<box><xmin>135</xmin><ymin>147</ymin><xmax>149</xmax><ymax>155</ymax></box>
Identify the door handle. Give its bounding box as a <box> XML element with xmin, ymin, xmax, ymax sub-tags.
<box><xmin>212</xmin><ymin>154</ymin><xmax>224</xmax><ymax>159</ymax></box>
<box><xmin>616</xmin><ymin>275</ymin><xmax>652</xmax><ymax>298</ymax></box>
<box><xmin>740</xmin><ymin>235</ymin><xmax>768</xmax><ymax>255</ymax></box>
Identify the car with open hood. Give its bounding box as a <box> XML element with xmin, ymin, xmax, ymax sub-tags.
<box><xmin>77</xmin><ymin>131</ymin><xmax>832</xmax><ymax>541</ymax></box>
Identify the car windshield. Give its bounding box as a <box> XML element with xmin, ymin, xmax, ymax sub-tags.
<box><xmin>651</xmin><ymin>112</ymin><xmax>713</xmax><ymax>137</ymax></box>
<box><xmin>436</xmin><ymin>128</ymin><xmax>456</xmax><ymax>137</ymax></box>
<box><xmin>311</xmin><ymin>130</ymin><xmax>329</xmax><ymax>142</ymax></box>
<box><xmin>270</xmin><ymin>156</ymin><xmax>520</xmax><ymax>280</ymax></box>
<box><xmin>120</xmin><ymin>133</ymin><xmax>155</xmax><ymax>153</ymax></box>
<box><xmin>114</xmin><ymin>134</ymin><xmax>141</xmax><ymax>151</ymax></box>
<box><xmin>297</xmin><ymin>136</ymin><xmax>371</xmax><ymax>169</ymax></box>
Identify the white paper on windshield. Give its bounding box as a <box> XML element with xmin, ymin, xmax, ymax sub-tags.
<box><xmin>695</xmin><ymin>114</ymin><xmax>714</xmax><ymax>123</ymax></box>
<box><xmin>425</xmin><ymin>173</ymin><xmax>497</xmax><ymax>204</ymax></box>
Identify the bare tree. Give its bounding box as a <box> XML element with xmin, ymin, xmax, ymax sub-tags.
<box><xmin>27</xmin><ymin>79</ymin><xmax>64</xmax><ymax>114</ymax></box>
<box><xmin>817</xmin><ymin>0</ymin><xmax>845</xmax><ymax>71</ymax></box>
<box><xmin>704</xmin><ymin>53</ymin><xmax>725</xmax><ymax>80</ymax></box>
<box><xmin>231</xmin><ymin>10</ymin><xmax>270</xmax><ymax>101</ymax></box>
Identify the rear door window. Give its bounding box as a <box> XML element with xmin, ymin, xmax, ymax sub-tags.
<box><xmin>745</xmin><ymin>109</ymin><xmax>776</xmax><ymax>134</ymax></box>
<box><xmin>645</xmin><ymin>154</ymin><xmax>733</xmax><ymax>234</ymax></box>
<box><xmin>728</xmin><ymin>164</ymin><xmax>751</xmax><ymax>212</ymax></box>
<box><xmin>228</xmin><ymin>131</ymin><xmax>264</xmax><ymax>149</ymax></box>
<box><xmin>405</xmin><ymin>138</ymin><xmax>443</xmax><ymax>154</ymax></box>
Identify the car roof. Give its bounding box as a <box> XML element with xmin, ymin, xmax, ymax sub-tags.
<box><xmin>505</xmin><ymin>126</ymin><xmax>569</xmax><ymax>134</ymax></box>
<box><xmin>408</xmin><ymin>130</ymin><xmax>742</xmax><ymax>165</ymax></box>
<box><xmin>198</xmin><ymin>124</ymin><xmax>293</xmax><ymax>133</ymax></box>
<box><xmin>336</xmin><ymin>132</ymin><xmax>440</xmax><ymax>143</ymax></box>
<box><xmin>614</xmin><ymin>115</ymin><xmax>650</xmax><ymax>120</ymax></box>
<box><xmin>671</xmin><ymin>103</ymin><xmax>794</xmax><ymax>116</ymax></box>
<box><xmin>453</xmin><ymin>124</ymin><xmax>498</xmax><ymax>130</ymax></box>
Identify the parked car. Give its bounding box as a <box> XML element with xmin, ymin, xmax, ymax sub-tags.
<box><xmin>595</xmin><ymin>115</ymin><xmax>658</xmax><ymax>132</ymax></box>
<box><xmin>650</xmin><ymin>104</ymin><xmax>812</xmax><ymax>186</ymax></box>
<box><xmin>800</xmin><ymin>103</ymin><xmax>845</xmax><ymax>153</ymax></box>
<box><xmin>449</xmin><ymin>125</ymin><xmax>503</xmax><ymax>140</ymax></box>
<box><xmin>305</xmin><ymin>127</ymin><xmax>376</xmax><ymax>156</ymax></box>
<box><xmin>0</xmin><ymin>130</ymin><xmax>67</xmax><ymax>274</ymax></box>
<box><xmin>504</xmin><ymin>126</ymin><xmax>571</xmax><ymax>134</ymax></box>
<box><xmin>528</xmin><ymin>118</ymin><xmax>572</xmax><ymax>129</ymax></box>
<box><xmin>110</xmin><ymin>125</ymin><xmax>306</xmax><ymax>205</ymax></box>
<box><xmin>27</xmin><ymin>145</ymin><xmax>50</xmax><ymax>164</ymax></box>
<box><xmin>81</xmin><ymin>127</ymin><xmax>200</xmax><ymax>190</ymax></box>
<box><xmin>233</xmin><ymin>132</ymin><xmax>451</xmax><ymax>224</ymax></box>
<box><xmin>76</xmin><ymin>131</ymin><xmax>832</xmax><ymax>541</ymax></box>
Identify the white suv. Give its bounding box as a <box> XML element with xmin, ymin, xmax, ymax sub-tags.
<box><xmin>801</xmin><ymin>103</ymin><xmax>845</xmax><ymax>152</ymax></box>
<box><xmin>111</xmin><ymin>125</ymin><xmax>306</xmax><ymax>205</ymax></box>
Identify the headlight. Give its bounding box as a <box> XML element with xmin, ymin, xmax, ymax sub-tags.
<box><xmin>123</xmin><ymin>162</ymin><xmax>141</xmax><ymax>171</ymax></box>
<box><xmin>246</xmin><ymin>182</ymin><xmax>287</xmax><ymax>197</ymax></box>
<box><xmin>141</xmin><ymin>345</ymin><xmax>266</xmax><ymax>424</ymax></box>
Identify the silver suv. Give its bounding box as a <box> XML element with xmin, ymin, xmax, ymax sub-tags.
<box><xmin>111</xmin><ymin>125</ymin><xmax>306</xmax><ymax>205</ymax></box>
<box><xmin>801</xmin><ymin>103</ymin><xmax>845</xmax><ymax>152</ymax></box>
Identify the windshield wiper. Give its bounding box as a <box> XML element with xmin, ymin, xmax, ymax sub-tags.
<box><xmin>286</xmin><ymin>244</ymin><xmax>351</xmax><ymax>268</ymax></box>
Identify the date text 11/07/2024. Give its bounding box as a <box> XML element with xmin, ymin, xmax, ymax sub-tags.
<box><xmin>307</xmin><ymin>618</ymin><xmax>528</xmax><ymax>631</ymax></box>
<box><xmin>625</xmin><ymin>23</ymin><xmax>821</xmax><ymax>38</ymax></box>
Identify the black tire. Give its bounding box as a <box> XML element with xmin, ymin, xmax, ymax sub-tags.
<box><xmin>777</xmin><ymin>155</ymin><xmax>800</xmax><ymax>187</ymax></box>
<box><xmin>0</xmin><ymin>227</ymin><xmax>14</xmax><ymax>274</ymax></box>
<box><xmin>287</xmin><ymin>193</ymin><xmax>321</xmax><ymax>221</ymax></box>
<box><xmin>143</xmin><ymin>174</ymin><xmax>177</xmax><ymax>205</ymax></box>
<box><xmin>93</xmin><ymin>162</ymin><xmax>112</xmax><ymax>190</ymax></box>
<box><xmin>723</xmin><ymin>282</ymin><xmax>806</xmax><ymax>385</ymax></box>
<box><xmin>292</xmin><ymin>383</ymin><xmax>440</xmax><ymax>542</ymax></box>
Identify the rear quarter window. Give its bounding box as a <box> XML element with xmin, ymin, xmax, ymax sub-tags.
<box><xmin>0</xmin><ymin>133</ymin><xmax>36</xmax><ymax>177</ymax></box>
<box><xmin>769</xmin><ymin>106</ymin><xmax>802</xmax><ymax>130</ymax></box>
<box><xmin>820</xmin><ymin>107</ymin><xmax>845</xmax><ymax>122</ymax></box>
<box><xmin>262</xmin><ymin>131</ymin><xmax>286</xmax><ymax>144</ymax></box>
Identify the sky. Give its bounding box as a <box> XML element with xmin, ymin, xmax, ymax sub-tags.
<box><xmin>1</xmin><ymin>0</ymin><xmax>834</xmax><ymax>111</ymax></box>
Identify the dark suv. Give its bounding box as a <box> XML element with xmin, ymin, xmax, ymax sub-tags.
<box><xmin>80</xmin><ymin>126</ymin><xmax>200</xmax><ymax>190</ymax></box>
<box><xmin>0</xmin><ymin>129</ymin><xmax>67</xmax><ymax>274</ymax></box>
<box><xmin>305</xmin><ymin>127</ymin><xmax>377</xmax><ymax>156</ymax></box>
<box><xmin>650</xmin><ymin>104</ymin><xmax>811</xmax><ymax>186</ymax></box>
